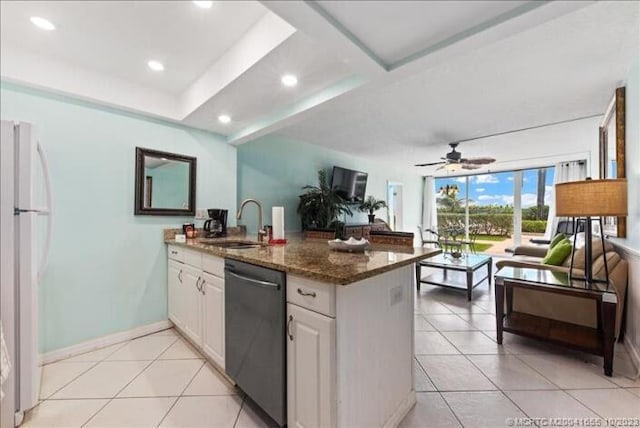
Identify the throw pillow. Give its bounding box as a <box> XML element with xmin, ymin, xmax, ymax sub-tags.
<box><xmin>542</xmin><ymin>239</ymin><xmax>572</xmax><ymax>266</ymax></box>
<box><xmin>549</xmin><ymin>233</ymin><xmax>566</xmax><ymax>249</ymax></box>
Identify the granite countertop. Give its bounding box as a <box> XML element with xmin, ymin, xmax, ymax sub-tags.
<box><xmin>164</xmin><ymin>230</ymin><xmax>440</xmax><ymax>285</ymax></box>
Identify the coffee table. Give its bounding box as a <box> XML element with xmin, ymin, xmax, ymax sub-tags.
<box><xmin>416</xmin><ymin>254</ymin><xmax>492</xmax><ymax>301</ymax></box>
<box><xmin>494</xmin><ymin>267</ymin><xmax>618</xmax><ymax>376</ymax></box>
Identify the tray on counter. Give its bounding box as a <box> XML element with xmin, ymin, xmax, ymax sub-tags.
<box><xmin>328</xmin><ymin>237</ymin><xmax>370</xmax><ymax>253</ymax></box>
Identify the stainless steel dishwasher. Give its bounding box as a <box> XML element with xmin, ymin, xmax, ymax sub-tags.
<box><xmin>224</xmin><ymin>259</ymin><xmax>286</xmax><ymax>426</ymax></box>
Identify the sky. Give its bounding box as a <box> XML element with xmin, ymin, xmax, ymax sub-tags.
<box><xmin>435</xmin><ymin>167</ymin><xmax>556</xmax><ymax>208</ymax></box>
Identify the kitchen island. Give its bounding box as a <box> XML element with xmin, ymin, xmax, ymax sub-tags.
<box><xmin>165</xmin><ymin>232</ymin><xmax>440</xmax><ymax>427</ymax></box>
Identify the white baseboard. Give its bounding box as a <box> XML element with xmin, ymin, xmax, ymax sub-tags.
<box><xmin>624</xmin><ymin>336</ymin><xmax>640</xmax><ymax>379</ymax></box>
<box><xmin>383</xmin><ymin>390</ymin><xmax>416</xmax><ymax>428</ymax></box>
<box><xmin>40</xmin><ymin>320</ymin><xmax>173</xmax><ymax>365</ymax></box>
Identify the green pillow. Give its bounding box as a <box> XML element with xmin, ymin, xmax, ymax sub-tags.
<box><xmin>541</xmin><ymin>239</ymin><xmax>572</xmax><ymax>266</ymax></box>
<box><xmin>549</xmin><ymin>233</ymin><xmax>566</xmax><ymax>249</ymax></box>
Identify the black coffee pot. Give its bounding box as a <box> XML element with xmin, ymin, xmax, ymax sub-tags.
<box><xmin>204</xmin><ymin>209</ymin><xmax>228</xmax><ymax>237</ymax></box>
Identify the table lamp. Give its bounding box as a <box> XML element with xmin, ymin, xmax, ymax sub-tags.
<box><xmin>555</xmin><ymin>178</ymin><xmax>627</xmax><ymax>285</ymax></box>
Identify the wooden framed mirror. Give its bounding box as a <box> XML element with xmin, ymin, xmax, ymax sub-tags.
<box><xmin>599</xmin><ymin>87</ymin><xmax>626</xmax><ymax>238</ymax></box>
<box><xmin>134</xmin><ymin>147</ymin><xmax>196</xmax><ymax>216</ymax></box>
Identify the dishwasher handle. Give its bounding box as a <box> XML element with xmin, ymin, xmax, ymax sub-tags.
<box><xmin>225</xmin><ymin>269</ymin><xmax>281</xmax><ymax>290</ymax></box>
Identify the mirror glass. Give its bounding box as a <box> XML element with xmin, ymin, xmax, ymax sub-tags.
<box><xmin>143</xmin><ymin>157</ymin><xmax>190</xmax><ymax>209</ymax></box>
<box><xmin>135</xmin><ymin>148</ymin><xmax>196</xmax><ymax>216</ymax></box>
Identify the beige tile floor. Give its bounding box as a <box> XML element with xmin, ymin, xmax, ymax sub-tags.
<box><xmin>405</xmin><ymin>271</ymin><xmax>640</xmax><ymax>427</ymax></box>
<box><xmin>24</xmin><ymin>273</ymin><xmax>640</xmax><ymax>427</ymax></box>
<box><xmin>24</xmin><ymin>330</ymin><xmax>277</xmax><ymax>428</ymax></box>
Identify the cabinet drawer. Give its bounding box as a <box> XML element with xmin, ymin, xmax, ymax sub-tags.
<box><xmin>287</xmin><ymin>275</ymin><xmax>335</xmax><ymax>318</ymax></box>
<box><xmin>183</xmin><ymin>248</ymin><xmax>202</xmax><ymax>269</ymax></box>
<box><xmin>202</xmin><ymin>254</ymin><xmax>224</xmax><ymax>278</ymax></box>
<box><xmin>167</xmin><ymin>245</ymin><xmax>184</xmax><ymax>262</ymax></box>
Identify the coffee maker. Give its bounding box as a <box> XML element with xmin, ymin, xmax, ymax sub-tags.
<box><xmin>204</xmin><ymin>209</ymin><xmax>228</xmax><ymax>237</ymax></box>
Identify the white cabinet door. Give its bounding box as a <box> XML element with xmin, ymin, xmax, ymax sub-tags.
<box><xmin>287</xmin><ymin>303</ymin><xmax>336</xmax><ymax>428</ymax></box>
<box><xmin>167</xmin><ymin>260</ymin><xmax>184</xmax><ymax>329</ymax></box>
<box><xmin>201</xmin><ymin>272</ymin><xmax>225</xmax><ymax>369</ymax></box>
<box><xmin>182</xmin><ymin>264</ymin><xmax>203</xmax><ymax>346</ymax></box>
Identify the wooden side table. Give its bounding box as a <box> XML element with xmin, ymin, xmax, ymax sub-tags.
<box><xmin>495</xmin><ymin>267</ymin><xmax>618</xmax><ymax>376</ymax></box>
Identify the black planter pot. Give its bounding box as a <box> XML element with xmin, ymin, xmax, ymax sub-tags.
<box><xmin>368</xmin><ymin>214</ymin><xmax>375</xmax><ymax>223</ymax></box>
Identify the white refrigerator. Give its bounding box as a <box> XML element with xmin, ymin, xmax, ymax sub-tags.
<box><xmin>1</xmin><ymin>121</ymin><xmax>52</xmax><ymax>427</ymax></box>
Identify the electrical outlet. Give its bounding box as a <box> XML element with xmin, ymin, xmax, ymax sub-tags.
<box><xmin>389</xmin><ymin>285</ymin><xmax>403</xmax><ymax>306</ymax></box>
<box><xmin>195</xmin><ymin>208</ymin><xmax>207</xmax><ymax>219</ymax></box>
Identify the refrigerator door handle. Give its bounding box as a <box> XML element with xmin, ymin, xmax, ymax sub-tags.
<box><xmin>36</xmin><ymin>140</ymin><xmax>53</xmax><ymax>283</ymax></box>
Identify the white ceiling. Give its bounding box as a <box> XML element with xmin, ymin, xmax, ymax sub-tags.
<box><xmin>274</xmin><ymin>1</ymin><xmax>639</xmax><ymax>167</ymax></box>
<box><xmin>0</xmin><ymin>0</ymin><xmax>268</xmax><ymax>95</ymax></box>
<box><xmin>1</xmin><ymin>0</ymin><xmax>637</xmax><ymax>167</ymax></box>
<box><xmin>182</xmin><ymin>31</ymin><xmax>353</xmax><ymax>135</ymax></box>
<box><xmin>315</xmin><ymin>0</ymin><xmax>531</xmax><ymax>66</ymax></box>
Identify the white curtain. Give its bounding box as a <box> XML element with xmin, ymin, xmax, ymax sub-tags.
<box><xmin>544</xmin><ymin>160</ymin><xmax>587</xmax><ymax>238</ymax></box>
<box><xmin>422</xmin><ymin>176</ymin><xmax>438</xmax><ymax>233</ymax></box>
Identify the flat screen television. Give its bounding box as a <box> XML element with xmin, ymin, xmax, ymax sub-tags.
<box><xmin>331</xmin><ymin>166</ymin><xmax>368</xmax><ymax>203</ymax></box>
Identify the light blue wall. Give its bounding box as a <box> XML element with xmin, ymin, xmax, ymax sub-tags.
<box><xmin>237</xmin><ymin>135</ymin><xmax>423</xmax><ymax>236</ymax></box>
<box><xmin>1</xmin><ymin>84</ymin><xmax>237</xmax><ymax>353</ymax></box>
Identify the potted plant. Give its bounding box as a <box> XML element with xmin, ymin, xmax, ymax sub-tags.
<box><xmin>359</xmin><ymin>195</ymin><xmax>387</xmax><ymax>223</ymax></box>
<box><xmin>298</xmin><ymin>170</ymin><xmax>352</xmax><ymax>235</ymax></box>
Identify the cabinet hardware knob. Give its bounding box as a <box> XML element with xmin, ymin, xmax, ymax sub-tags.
<box><xmin>297</xmin><ymin>288</ymin><xmax>316</xmax><ymax>298</ymax></box>
<box><xmin>171</xmin><ymin>250</ymin><xmax>178</xmax><ymax>255</ymax></box>
<box><xmin>287</xmin><ymin>315</ymin><xmax>294</xmax><ymax>341</ymax></box>
<box><xmin>178</xmin><ymin>270</ymin><xmax>183</xmax><ymax>283</ymax></box>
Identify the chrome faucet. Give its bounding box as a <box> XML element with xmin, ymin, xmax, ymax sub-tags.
<box><xmin>237</xmin><ymin>199</ymin><xmax>267</xmax><ymax>242</ymax></box>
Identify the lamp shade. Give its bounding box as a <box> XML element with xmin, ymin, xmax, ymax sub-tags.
<box><xmin>556</xmin><ymin>178</ymin><xmax>627</xmax><ymax>217</ymax></box>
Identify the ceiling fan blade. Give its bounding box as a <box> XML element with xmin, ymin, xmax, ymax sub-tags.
<box><xmin>414</xmin><ymin>161</ymin><xmax>447</xmax><ymax>167</ymax></box>
<box><xmin>461</xmin><ymin>164</ymin><xmax>482</xmax><ymax>170</ymax></box>
<box><xmin>460</xmin><ymin>157</ymin><xmax>496</xmax><ymax>165</ymax></box>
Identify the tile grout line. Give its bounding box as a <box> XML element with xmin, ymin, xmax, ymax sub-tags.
<box><xmin>40</xmin><ymin>361</ymin><xmax>100</xmax><ymax>402</ymax></box>
<box><xmin>40</xmin><ymin>339</ymin><xmax>131</xmax><ymax>403</ymax></box>
<box><xmin>31</xmin><ymin>337</ymin><xmax>134</xmax><ymax>422</ymax></box>
<box><xmin>461</xmin><ymin>352</ymin><xmax>535</xmax><ymax>420</ymax></box>
<box><xmin>432</xmin><ymin>305</ymin><xmax>538</xmax><ymax>420</ymax></box>
<box><xmin>436</xmin><ymin>390</ymin><xmax>465</xmax><ymax>428</ymax></box>
<box><xmin>422</xmin><ymin>313</ymin><xmax>535</xmax><ymax>423</ymax></box>
<box><xmin>81</xmin><ymin>334</ymin><xmax>179</xmax><ymax>426</ymax></box>
<box><xmin>157</xmin><ymin>333</ymin><xmax>209</xmax><ymax>427</ymax></box>
<box><xmin>414</xmin><ymin>356</ymin><xmax>439</xmax><ymax>392</ymax></box>
<box><xmin>562</xmin><ymin>390</ymin><xmax>609</xmax><ymax>420</ymax></box>
<box><xmin>232</xmin><ymin>396</ymin><xmax>248</xmax><ymax>428</ymax></box>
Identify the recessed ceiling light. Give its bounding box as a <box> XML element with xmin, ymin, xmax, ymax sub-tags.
<box><xmin>218</xmin><ymin>115</ymin><xmax>231</xmax><ymax>124</ymax></box>
<box><xmin>193</xmin><ymin>1</ymin><xmax>213</xmax><ymax>8</ymax></box>
<box><xmin>281</xmin><ymin>74</ymin><xmax>298</xmax><ymax>87</ymax></box>
<box><xmin>30</xmin><ymin>16</ymin><xmax>55</xmax><ymax>31</ymax></box>
<box><xmin>147</xmin><ymin>60</ymin><xmax>164</xmax><ymax>71</ymax></box>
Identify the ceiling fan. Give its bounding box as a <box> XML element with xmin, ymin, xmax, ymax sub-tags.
<box><xmin>414</xmin><ymin>143</ymin><xmax>496</xmax><ymax>170</ymax></box>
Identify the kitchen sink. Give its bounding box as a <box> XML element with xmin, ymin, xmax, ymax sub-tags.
<box><xmin>199</xmin><ymin>240</ymin><xmax>263</xmax><ymax>249</ymax></box>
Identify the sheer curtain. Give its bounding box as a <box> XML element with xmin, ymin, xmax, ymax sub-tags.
<box><xmin>422</xmin><ymin>176</ymin><xmax>438</xmax><ymax>233</ymax></box>
<box><xmin>544</xmin><ymin>160</ymin><xmax>587</xmax><ymax>238</ymax></box>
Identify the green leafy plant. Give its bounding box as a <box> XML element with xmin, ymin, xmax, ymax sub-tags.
<box><xmin>358</xmin><ymin>195</ymin><xmax>387</xmax><ymax>215</ymax></box>
<box><xmin>297</xmin><ymin>170</ymin><xmax>352</xmax><ymax>230</ymax></box>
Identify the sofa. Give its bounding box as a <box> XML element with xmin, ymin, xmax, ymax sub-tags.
<box><xmin>496</xmin><ymin>238</ymin><xmax>629</xmax><ymax>339</ymax></box>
